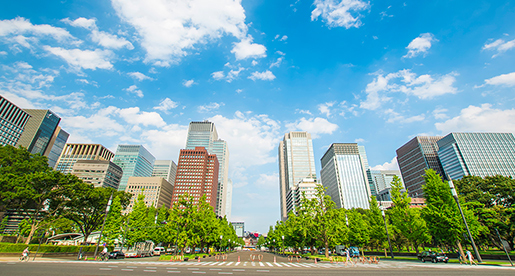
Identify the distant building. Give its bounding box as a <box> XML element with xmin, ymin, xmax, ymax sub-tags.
<box><xmin>55</xmin><ymin>144</ymin><xmax>115</xmax><ymax>174</ymax></box>
<box><xmin>185</xmin><ymin>121</ymin><xmax>230</xmax><ymax>218</ymax></box>
<box><xmin>124</xmin><ymin>177</ymin><xmax>174</xmax><ymax>214</ymax></box>
<box><xmin>71</xmin><ymin>160</ymin><xmax>123</xmax><ymax>189</ymax></box>
<box><xmin>113</xmin><ymin>145</ymin><xmax>156</xmax><ymax>192</ymax></box>
<box><xmin>44</xmin><ymin>126</ymin><xmax>69</xmax><ymax>168</ymax></box>
<box><xmin>286</xmin><ymin>178</ymin><xmax>317</xmax><ymax>215</ymax></box>
<box><xmin>231</xmin><ymin>221</ymin><xmax>244</xmax><ymax>237</ymax></box>
<box><xmin>0</xmin><ymin>95</ymin><xmax>31</xmax><ymax>147</ymax></box>
<box><xmin>278</xmin><ymin>131</ymin><xmax>317</xmax><ymax>221</ymax></box>
<box><xmin>171</xmin><ymin>147</ymin><xmax>219</xmax><ymax>210</ymax></box>
<box><xmin>396</xmin><ymin>136</ymin><xmax>445</xmax><ymax>198</ymax></box>
<box><xmin>437</xmin><ymin>132</ymin><xmax>515</xmax><ymax>180</ymax></box>
<box><xmin>17</xmin><ymin>109</ymin><xmax>60</xmax><ymax>155</ymax></box>
<box><xmin>320</xmin><ymin>143</ymin><xmax>371</xmax><ymax>209</ymax></box>
<box><xmin>152</xmin><ymin>160</ymin><xmax>177</xmax><ymax>185</ymax></box>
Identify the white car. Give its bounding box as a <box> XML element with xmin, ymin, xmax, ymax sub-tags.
<box><xmin>125</xmin><ymin>251</ymin><xmax>139</xmax><ymax>258</ymax></box>
<box><xmin>153</xmin><ymin>247</ymin><xmax>166</xmax><ymax>256</ymax></box>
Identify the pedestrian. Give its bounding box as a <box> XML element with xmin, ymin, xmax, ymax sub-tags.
<box><xmin>457</xmin><ymin>249</ymin><xmax>463</xmax><ymax>264</ymax></box>
<box><xmin>466</xmin><ymin>250</ymin><xmax>477</xmax><ymax>265</ymax></box>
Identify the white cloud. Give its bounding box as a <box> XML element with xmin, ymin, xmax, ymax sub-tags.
<box><xmin>360</xmin><ymin>69</ymin><xmax>458</xmax><ymax>110</ymax></box>
<box><xmin>140</xmin><ymin>124</ymin><xmax>189</xmax><ymax>160</ymax></box>
<box><xmin>128</xmin><ymin>72</ymin><xmax>154</xmax><ymax>81</ymax></box>
<box><xmin>231</xmin><ymin>36</ymin><xmax>267</xmax><ymax>60</ymax></box>
<box><xmin>371</xmin><ymin>157</ymin><xmax>399</xmax><ymax>171</ymax></box>
<box><xmin>482</xmin><ymin>72</ymin><xmax>515</xmax><ymax>87</ymax></box>
<box><xmin>153</xmin><ymin>98</ymin><xmax>179</xmax><ymax>112</ymax></box>
<box><xmin>354</xmin><ymin>138</ymin><xmax>365</xmax><ymax>143</ymax></box>
<box><xmin>0</xmin><ymin>17</ymin><xmax>73</xmax><ymax>42</ymax></box>
<box><xmin>61</xmin><ymin>106</ymin><xmax>125</xmax><ymax>137</ymax></box>
<box><xmin>43</xmin><ymin>46</ymin><xmax>113</xmax><ymax>70</ymax></box>
<box><xmin>433</xmin><ymin>108</ymin><xmax>448</xmax><ymax>119</ymax></box>
<box><xmin>117</xmin><ymin>107</ymin><xmax>166</xmax><ymax>127</ymax></box>
<box><xmin>124</xmin><ymin>85</ymin><xmax>144</xmax><ymax>98</ymax></box>
<box><xmin>269</xmin><ymin>57</ymin><xmax>283</xmax><ymax>68</ymax></box>
<box><xmin>255</xmin><ymin>173</ymin><xmax>279</xmax><ymax>189</ymax></box>
<box><xmin>62</xmin><ymin>17</ymin><xmax>96</xmax><ymax>29</ymax></box>
<box><xmin>435</xmin><ymin>104</ymin><xmax>515</xmax><ymax>133</ymax></box>
<box><xmin>483</xmin><ymin>37</ymin><xmax>515</xmax><ymax>58</ymax></box>
<box><xmin>404</xmin><ymin>33</ymin><xmax>437</xmax><ymax>58</ymax></box>
<box><xmin>248</xmin><ymin>70</ymin><xmax>276</xmax><ymax>81</ymax></box>
<box><xmin>251</xmin><ymin>60</ymin><xmax>258</xmax><ymax>66</ymax></box>
<box><xmin>63</xmin><ymin>17</ymin><xmax>134</xmax><ymax>50</ymax></box>
<box><xmin>0</xmin><ymin>51</ymin><xmax>7</xmax><ymax>55</ymax></box>
<box><xmin>198</xmin><ymin>102</ymin><xmax>224</xmax><ymax>113</ymax></box>
<box><xmin>285</xmin><ymin>117</ymin><xmax>338</xmax><ymax>138</ymax></box>
<box><xmin>318</xmin><ymin>101</ymin><xmax>336</xmax><ymax>117</ymax></box>
<box><xmin>311</xmin><ymin>0</ymin><xmax>370</xmax><ymax>29</ymax></box>
<box><xmin>212</xmin><ymin>71</ymin><xmax>224</xmax><ymax>80</ymax></box>
<box><xmin>280</xmin><ymin>35</ymin><xmax>288</xmax><ymax>41</ymax></box>
<box><xmin>296</xmin><ymin>109</ymin><xmax>313</xmax><ymax>115</ymax></box>
<box><xmin>183</xmin><ymin>79</ymin><xmax>195</xmax><ymax>87</ymax></box>
<box><xmin>384</xmin><ymin>109</ymin><xmax>425</xmax><ymax>124</ymax></box>
<box><xmin>111</xmin><ymin>0</ymin><xmax>249</xmax><ymax>65</ymax></box>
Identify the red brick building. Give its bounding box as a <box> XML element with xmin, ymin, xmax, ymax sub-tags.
<box><xmin>171</xmin><ymin>147</ymin><xmax>219</xmax><ymax>209</ymax></box>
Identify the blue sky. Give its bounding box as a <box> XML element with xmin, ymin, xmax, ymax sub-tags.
<box><xmin>1</xmin><ymin>0</ymin><xmax>515</xmax><ymax>233</ymax></box>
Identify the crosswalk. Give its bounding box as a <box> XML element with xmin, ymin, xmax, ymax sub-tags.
<box><xmin>156</xmin><ymin>261</ymin><xmax>384</xmax><ymax>269</ymax></box>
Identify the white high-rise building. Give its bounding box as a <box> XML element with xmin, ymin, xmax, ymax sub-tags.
<box><xmin>320</xmin><ymin>143</ymin><xmax>371</xmax><ymax>209</ymax></box>
<box><xmin>152</xmin><ymin>160</ymin><xmax>177</xmax><ymax>185</ymax></box>
<box><xmin>185</xmin><ymin>121</ymin><xmax>230</xmax><ymax>217</ymax></box>
<box><xmin>278</xmin><ymin>131</ymin><xmax>317</xmax><ymax>221</ymax></box>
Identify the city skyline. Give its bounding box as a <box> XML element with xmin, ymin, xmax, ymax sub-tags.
<box><xmin>1</xmin><ymin>1</ymin><xmax>515</xmax><ymax>233</ymax></box>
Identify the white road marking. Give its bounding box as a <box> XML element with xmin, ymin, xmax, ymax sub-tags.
<box><xmin>99</xmin><ymin>268</ymin><xmax>111</xmax><ymax>270</ymax></box>
<box><xmin>218</xmin><ymin>273</ymin><xmax>233</xmax><ymax>275</ymax></box>
<box><xmin>144</xmin><ymin>270</ymin><xmax>156</xmax><ymax>272</ymax></box>
<box><xmin>256</xmin><ymin>270</ymin><xmax>269</xmax><ymax>272</ymax></box>
<box><xmin>192</xmin><ymin>272</ymin><xmax>206</xmax><ymax>274</ymax></box>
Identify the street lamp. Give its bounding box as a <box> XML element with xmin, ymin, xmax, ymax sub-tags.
<box><xmin>281</xmin><ymin>235</ymin><xmax>285</xmax><ymax>254</ymax></box>
<box><xmin>448</xmin><ymin>177</ymin><xmax>482</xmax><ymax>263</ymax></box>
<box><xmin>381</xmin><ymin>208</ymin><xmax>394</xmax><ymax>259</ymax></box>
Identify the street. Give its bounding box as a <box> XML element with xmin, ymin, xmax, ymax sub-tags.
<box><xmin>0</xmin><ymin>251</ymin><xmax>514</xmax><ymax>276</ymax></box>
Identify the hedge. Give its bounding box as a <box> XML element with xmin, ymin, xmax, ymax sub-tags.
<box><xmin>0</xmin><ymin>243</ymin><xmax>110</xmax><ymax>253</ymax></box>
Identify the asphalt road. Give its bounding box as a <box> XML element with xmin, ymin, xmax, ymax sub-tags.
<box><xmin>1</xmin><ymin>251</ymin><xmax>513</xmax><ymax>276</ymax></box>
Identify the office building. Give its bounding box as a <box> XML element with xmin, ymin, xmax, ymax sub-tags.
<box><xmin>152</xmin><ymin>160</ymin><xmax>177</xmax><ymax>184</ymax></box>
<box><xmin>225</xmin><ymin>179</ymin><xmax>233</xmax><ymax>219</ymax></box>
<box><xmin>113</xmin><ymin>145</ymin><xmax>156</xmax><ymax>191</ymax></box>
<box><xmin>185</xmin><ymin>121</ymin><xmax>230</xmax><ymax>217</ymax></box>
<box><xmin>55</xmin><ymin>144</ymin><xmax>115</xmax><ymax>174</ymax></box>
<box><xmin>16</xmin><ymin>109</ymin><xmax>60</xmax><ymax>155</ymax></box>
<box><xmin>171</xmin><ymin>147</ymin><xmax>219</xmax><ymax>209</ymax></box>
<box><xmin>124</xmin><ymin>177</ymin><xmax>174</xmax><ymax>214</ymax></box>
<box><xmin>71</xmin><ymin>160</ymin><xmax>123</xmax><ymax>189</ymax></box>
<box><xmin>396</xmin><ymin>136</ymin><xmax>445</xmax><ymax>198</ymax></box>
<box><xmin>367</xmin><ymin>169</ymin><xmax>404</xmax><ymax>195</ymax></box>
<box><xmin>285</xmin><ymin>178</ymin><xmax>318</xmax><ymax>215</ymax></box>
<box><xmin>278</xmin><ymin>131</ymin><xmax>317</xmax><ymax>221</ymax></box>
<box><xmin>231</xmin><ymin>221</ymin><xmax>244</xmax><ymax>237</ymax></box>
<box><xmin>437</xmin><ymin>132</ymin><xmax>515</xmax><ymax>180</ymax></box>
<box><xmin>320</xmin><ymin>143</ymin><xmax>371</xmax><ymax>209</ymax></box>
<box><xmin>44</xmin><ymin>126</ymin><xmax>69</xmax><ymax>168</ymax></box>
<box><xmin>0</xmin><ymin>95</ymin><xmax>31</xmax><ymax>147</ymax></box>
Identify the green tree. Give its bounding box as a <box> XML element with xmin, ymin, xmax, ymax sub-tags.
<box><xmin>102</xmin><ymin>196</ymin><xmax>124</xmax><ymax>246</ymax></box>
<box><xmin>347</xmin><ymin>209</ymin><xmax>370</xmax><ymax>251</ymax></box>
<box><xmin>367</xmin><ymin>196</ymin><xmax>387</xmax><ymax>250</ymax></box>
<box><xmin>127</xmin><ymin>193</ymin><xmax>153</xmax><ymax>246</ymax></box>
<box><xmin>0</xmin><ymin>215</ymin><xmax>8</xmax><ymax>234</ymax></box>
<box><xmin>48</xmin><ymin>217</ymin><xmax>78</xmax><ymax>235</ymax></box>
<box><xmin>310</xmin><ymin>184</ymin><xmax>338</xmax><ymax>257</ymax></box>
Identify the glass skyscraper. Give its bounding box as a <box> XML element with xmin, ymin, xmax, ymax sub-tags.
<box><xmin>185</xmin><ymin>121</ymin><xmax>230</xmax><ymax>218</ymax></box>
<box><xmin>113</xmin><ymin>145</ymin><xmax>156</xmax><ymax>191</ymax></box>
<box><xmin>17</xmin><ymin>109</ymin><xmax>60</xmax><ymax>155</ymax></box>
<box><xmin>320</xmin><ymin>143</ymin><xmax>371</xmax><ymax>210</ymax></box>
<box><xmin>152</xmin><ymin>160</ymin><xmax>177</xmax><ymax>185</ymax></box>
<box><xmin>278</xmin><ymin>131</ymin><xmax>316</xmax><ymax>221</ymax></box>
<box><xmin>437</xmin><ymin>132</ymin><xmax>515</xmax><ymax>180</ymax></box>
<box><xmin>0</xmin><ymin>95</ymin><xmax>31</xmax><ymax>147</ymax></box>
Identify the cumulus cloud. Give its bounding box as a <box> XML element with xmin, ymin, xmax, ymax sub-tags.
<box><xmin>269</xmin><ymin>57</ymin><xmax>283</xmax><ymax>68</ymax></box>
<box><xmin>435</xmin><ymin>104</ymin><xmax>515</xmax><ymax>133</ymax></box>
<box><xmin>124</xmin><ymin>85</ymin><xmax>144</xmax><ymax>98</ymax></box>
<box><xmin>43</xmin><ymin>46</ymin><xmax>113</xmax><ymax>70</ymax></box>
<box><xmin>311</xmin><ymin>0</ymin><xmax>370</xmax><ymax>29</ymax></box>
<box><xmin>153</xmin><ymin>98</ymin><xmax>179</xmax><ymax>112</ymax></box>
<box><xmin>255</xmin><ymin>173</ymin><xmax>279</xmax><ymax>189</ymax></box>
<box><xmin>481</xmin><ymin>72</ymin><xmax>515</xmax><ymax>87</ymax></box>
<box><xmin>111</xmin><ymin>0</ymin><xmax>250</xmax><ymax>65</ymax></box>
<box><xmin>117</xmin><ymin>107</ymin><xmax>166</xmax><ymax>127</ymax></box>
<box><xmin>128</xmin><ymin>72</ymin><xmax>154</xmax><ymax>81</ymax></box>
<box><xmin>140</xmin><ymin>124</ymin><xmax>189</xmax><ymax>160</ymax></box>
<box><xmin>0</xmin><ymin>17</ymin><xmax>73</xmax><ymax>42</ymax></box>
<box><xmin>433</xmin><ymin>108</ymin><xmax>448</xmax><ymax>119</ymax></box>
<box><xmin>384</xmin><ymin>109</ymin><xmax>425</xmax><ymax>124</ymax></box>
<box><xmin>318</xmin><ymin>101</ymin><xmax>336</xmax><ymax>117</ymax></box>
<box><xmin>61</xmin><ymin>106</ymin><xmax>126</xmax><ymax>137</ymax></box>
<box><xmin>285</xmin><ymin>117</ymin><xmax>338</xmax><ymax>138</ymax></box>
<box><xmin>212</xmin><ymin>71</ymin><xmax>225</xmax><ymax>80</ymax></box>
<box><xmin>198</xmin><ymin>102</ymin><xmax>224</xmax><ymax>113</ymax></box>
<box><xmin>404</xmin><ymin>33</ymin><xmax>437</xmax><ymax>58</ymax></box>
<box><xmin>248</xmin><ymin>70</ymin><xmax>276</xmax><ymax>81</ymax></box>
<box><xmin>63</xmin><ymin>17</ymin><xmax>134</xmax><ymax>50</ymax></box>
<box><xmin>231</xmin><ymin>36</ymin><xmax>267</xmax><ymax>60</ymax></box>
<box><xmin>371</xmin><ymin>156</ymin><xmax>399</xmax><ymax>171</ymax></box>
<box><xmin>183</xmin><ymin>79</ymin><xmax>195</xmax><ymax>87</ymax></box>
<box><xmin>360</xmin><ymin>69</ymin><xmax>458</xmax><ymax>110</ymax></box>
<box><xmin>483</xmin><ymin>37</ymin><xmax>515</xmax><ymax>58</ymax></box>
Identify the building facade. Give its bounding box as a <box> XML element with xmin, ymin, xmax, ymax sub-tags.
<box><xmin>396</xmin><ymin>136</ymin><xmax>445</xmax><ymax>198</ymax></box>
<box><xmin>437</xmin><ymin>132</ymin><xmax>515</xmax><ymax>180</ymax></box>
<box><xmin>285</xmin><ymin>178</ymin><xmax>318</xmax><ymax>215</ymax></box>
<box><xmin>44</xmin><ymin>126</ymin><xmax>69</xmax><ymax>168</ymax></box>
<box><xmin>231</xmin><ymin>221</ymin><xmax>244</xmax><ymax>238</ymax></box>
<box><xmin>113</xmin><ymin>145</ymin><xmax>156</xmax><ymax>191</ymax></box>
<box><xmin>185</xmin><ymin>121</ymin><xmax>230</xmax><ymax>218</ymax></box>
<box><xmin>71</xmin><ymin>160</ymin><xmax>123</xmax><ymax>189</ymax></box>
<box><xmin>320</xmin><ymin>143</ymin><xmax>371</xmax><ymax>209</ymax></box>
<box><xmin>0</xmin><ymin>95</ymin><xmax>31</xmax><ymax>147</ymax></box>
<box><xmin>124</xmin><ymin>177</ymin><xmax>174</xmax><ymax>214</ymax></box>
<box><xmin>55</xmin><ymin>144</ymin><xmax>115</xmax><ymax>174</ymax></box>
<box><xmin>278</xmin><ymin>131</ymin><xmax>317</xmax><ymax>221</ymax></box>
<box><xmin>16</xmin><ymin>109</ymin><xmax>60</xmax><ymax>155</ymax></box>
<box><xmin>171</xmin><ymin>147</ymin><xmax>219</xmax><ymax>210</ymax></box>
<box><xmin>152</xmin><ymin>160</ymin><xmax>177</xmax><ymax>184</ymax></box>
<box><xmin>367</xmin><ymin>169</ymin><xmax>404</xmax><ymax>196</ymax></box>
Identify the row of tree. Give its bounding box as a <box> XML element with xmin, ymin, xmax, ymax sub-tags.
<box><xmin>0</xmin><ymin>145</ymin><xmax>241</xmax><ymax>252</ymax></box>
<box><xmin>261</xmin><ymin>170</ymin><xmax>514</xmax><ymax>257</ymax></box>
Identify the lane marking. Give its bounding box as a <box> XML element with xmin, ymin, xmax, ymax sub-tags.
<box><xmin>210</xmin><ymin>268</ymin><xmax>222</xmax><ymax>271</ymax></box>
<box><xmin>259</xmin><ymin>262</ymin><xmax>264</xmax><ymax>267</ymax></box>
<box><xmin>122</xmin><ymin>269</ymin><xmax>134</xmax><ymax>271</ymax></box>
<box><xmin>256</xmin><ymin>270</ymin><xmax>269</xmax><ymax>272</ymax></box>
<box><xmin>127</xmin><ymin>266</ymin><xmax>138</xmax><ymax>268</ymax></box>
<box><xmin>167</xmin><ymin>271</ymin><xmax>181</xmax><ymax>273</ymax></box>
<box><xmin>188</xmin><ymin>268</ymin><xmax>200</xmax><ymax>270</ymax></box>
<box><xmin>108</xmin><ymin>265</ymin><xmax>118</xmax><ymax>267</ymax></box>
<box><xmin>144</xmin><ymin>270</ymin><xmax>156</xmax><ymax>272</ymax></box>
<box><xmin>233</xmin><ymin>269</ymin><xmax>245</xmax><ymax>271</ymax></box>
<box><xmin>167</xmin><ymin>267</ymin><xmax>178</xmax><ymax>270</ymax></box>
<box><xmin>99</xmin><ymin>268</ymin><xmax>112</xmax><ymax>270</ymax></box>
<box><xmin>234</xmin><ymin>262</ymin><xmax>240</xmax><ymax>266</ymax></box>
<box><xmin>146</xmin><ymin>267</ymin><xmax>157</xmax><ymax>269</ymax></box>
<box><xmin>218</xmin><ymin>273</ymin><xmax>233</xmax><ymax>275</ymax></box>
<box><xmin>192</xmin><ymin>272</ymin><xmax>206</xmax><ymax>274</ymax></box>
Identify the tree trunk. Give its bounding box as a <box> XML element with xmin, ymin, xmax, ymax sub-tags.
<box><xmin>324</xmin><ymin>240</ymin><xmax>329</xmax><ymax>258</ymax></box>
<box><xmin>26</xmin><ymin>223</ymin><xmax>38</xmax><ymax>245</ymax></box>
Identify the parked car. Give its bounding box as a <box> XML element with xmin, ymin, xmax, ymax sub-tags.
<box><xmin>124</xmin><ymin>250</ymin><xmax>139</xmax><ymax>258</ymax></box>
<box><xmin>153</xmin><ymin>247</ymin><xmax>166</xmax><ymax>256</ymax></box>
<box><xmin>418</xmin><ymin>251</ymin><xmax>449</xmax><ymax>263</ymax></box>
<box><xmin>108</xmin><ymin>251</ymin><xmax>125</xmax><ymax>259</ymax></box>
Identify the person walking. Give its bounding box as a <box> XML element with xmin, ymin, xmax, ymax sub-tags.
<box><xmin>466</xmin><ymin>250</ymin><xmax>477</xmax><ymax>265</ymax></box>
<box><xmin>457</xmin><ymin>249</ymin><xmax>463</xmax><ymax>264</ymax></box>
